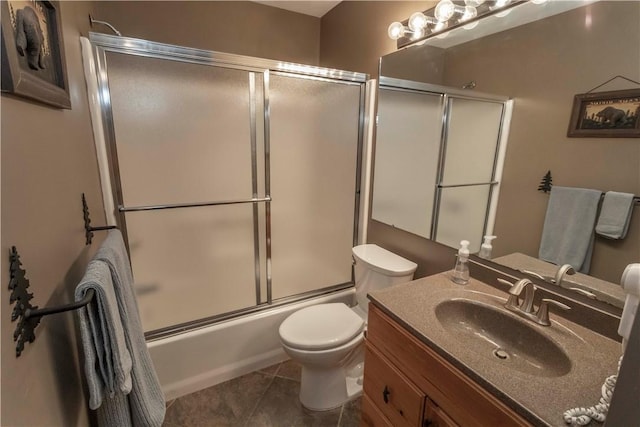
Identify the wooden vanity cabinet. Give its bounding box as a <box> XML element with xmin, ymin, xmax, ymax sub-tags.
<box><xmin>361</xmin><ymin>304</ymin><xmax>531</xmax><ymax>427</ymax></box>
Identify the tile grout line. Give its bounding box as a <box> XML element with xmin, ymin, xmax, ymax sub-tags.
<box><xmin>337</xmin><ymin>403</ymin><xmax>345</xmax><ymax>426</ymax></box>
<box><xmin>243</xmin><ymin>363</ymin><xmax>282</xmax><ymax>426</ymax></box>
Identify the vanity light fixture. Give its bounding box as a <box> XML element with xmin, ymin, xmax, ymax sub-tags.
<box><xmin>388</xmin><ymin>12</ymin><xmax>439</xmax><ymax>40</ymax></box>
<box><xmin>388</xmin><ymin>0</ymin><xmax>546</xmax><ymax>48</ymax></box>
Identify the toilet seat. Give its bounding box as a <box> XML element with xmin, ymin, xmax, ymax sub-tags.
<box><xmin>279</xmin><ymin>303</ymin><xmax>364</xmax><ymax>351</ymax></box>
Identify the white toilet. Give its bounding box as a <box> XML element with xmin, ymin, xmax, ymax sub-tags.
<box><xmin>278</xmin><ymin>244</ymin><xmax>417</xmax><ymax>411</ymax></box>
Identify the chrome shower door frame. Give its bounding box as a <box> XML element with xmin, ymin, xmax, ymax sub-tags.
<box><xmin>375</xmin><ymin>77</ymin><xmax>513</xmax><ymax>246</ymax></box>
<box><xmin>89</xmin><ymin>33</ymin><xmax>368</xmax><ymax>338</ymax></box>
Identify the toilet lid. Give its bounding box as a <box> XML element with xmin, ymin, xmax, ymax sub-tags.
<box><xmin>279</xmin><ymin>303</ymin><xmax>365</xmax><ymax>351</ymax></box>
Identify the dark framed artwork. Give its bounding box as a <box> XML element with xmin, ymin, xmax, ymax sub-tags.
<box><xmin>1</xmin><ymin>0</ymin><xmax>71</xmax><ymax>109</ymax></box>
<box><xmin>567</xmin><ymin>89</ymin><xmax>640</xmax><ymax>138</ymax></box>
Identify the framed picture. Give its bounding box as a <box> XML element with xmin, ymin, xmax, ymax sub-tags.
<box><xmin>1</xmin><ymin>0</ymin><xmax>71</xmax><ymax>109</ymax></box>
<box><xmin>567</xmin><ymin>89</ymin><xmax>640</xmax><ymax>138</ymax></box>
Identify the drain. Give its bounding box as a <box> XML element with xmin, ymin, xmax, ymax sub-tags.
<box><xmin>493</xmin><ymin>348</ymin><xmax>509</xmax><ymax>360</ymax></box>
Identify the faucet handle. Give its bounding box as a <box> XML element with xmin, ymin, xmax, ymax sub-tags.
<box><xmin>536</xmin><ymin>298</ymin><xmax>571</xmax><ymax>326</ymax></box>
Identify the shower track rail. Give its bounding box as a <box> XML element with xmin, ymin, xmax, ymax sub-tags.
<box><xmin>119</xmin><ymin>197</ymin><xmax>272</xmax><ymax>212</ymax></box>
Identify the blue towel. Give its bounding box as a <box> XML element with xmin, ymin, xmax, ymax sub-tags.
<box><xmin>596</xmin><ymin>191</ymin><xmax>635</xmax><ymax>239</ymax></box>
<box><xmin>78</xmin><ymin>229</ymin><xmax>165</xmax><ymax>427</ymax></box>
<box><xmin>539</xmin><ymin>186</ymin><xmax>602</xmax><ymax>273</ymax></box>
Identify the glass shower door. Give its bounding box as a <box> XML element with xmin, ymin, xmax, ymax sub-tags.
<box><xmin>435</xmin><ymin>97</ymin><xmax>505</xmax><ymax>252</ymax></box>
<box><xmin>372</xmin><ymin>87</ymin><xmax>444</xmax><ymax>238</ymax></box>
<box><xmin>269</xmin><ymin>74</ymin><xmax>362</xmax><ymax>300</ymax></box>
<box><xmin>105</xmin><ymin>52</ymin><xmax>265</xmax><ymax>332</ymax></box>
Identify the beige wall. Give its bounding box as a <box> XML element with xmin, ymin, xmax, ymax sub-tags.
<box><xmin>442</xmin><ymin>1</ymin><xmax>640</xmax><ymax>282</ymax></box>
<box><xmin>1</xmin><ymin>1</ymin><xmax>101</xmax><ymax>425</ymax></box>
<box><xmin>92</xmin><ymin>1</ymin><xmax>321</xmax><ymax>65</ymax></box>
<box><xmin>0</xmin><ymin>3</ymin><xmax>328</xmax><ymax>425</ymax></box>
<box><xmin>320</xmin><ymin>1</ymin><xmax>435</xmax><ymax>77</ymax></box>
<box><xmin>321</xmin><ymin>1</ymin><xmax>457</xmax><ymax>276</ymax></box>
<box><xmin>4</xmin><ymin>2</ymin><xmax>634</xmax><ymax>425</ymax></box>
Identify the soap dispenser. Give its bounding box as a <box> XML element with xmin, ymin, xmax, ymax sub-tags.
<box><xmin>452</xmin><ymin>240</ymin><xmax>470</xmax><ymax>285</ymax></box>
<box><xmin>478</xmin><ymin>235</ymin><xmax>497</xmax><ymax>260</ymax></box>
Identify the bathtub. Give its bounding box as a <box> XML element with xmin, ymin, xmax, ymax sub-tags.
<box><xmin>147</xmin><ymin>288</ymin><xmax>355</xmax><ymax>400</ymax></box>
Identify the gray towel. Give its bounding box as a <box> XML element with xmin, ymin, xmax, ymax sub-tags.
<box><xmin>76</xmin><ymin>261</ymin><xmax>133</xmax><ymax>410</ymax></box>
<box><xmin>539</xmin><ymin>186</ymin><xmax>602</xmax><ymax>273</ymax></box>
<box><xmin>596</xmin><ymin>191</ymin><xmax>635</xmax><ymax>239</ymax></box>
<box><xmin>93</xmin><ymin>229</ymin><xmax>166</xmax><ymax>427</ymax></box>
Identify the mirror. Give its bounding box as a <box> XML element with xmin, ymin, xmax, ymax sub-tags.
<box><xmin>374</xmin><ymin>0</ymin><xmax>640</xmax><ymax>309</ymax></box>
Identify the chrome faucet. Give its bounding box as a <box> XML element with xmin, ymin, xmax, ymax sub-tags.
<box><xmin>553</xmin><ymin>264</ymin><xmax>576</xmax><ymax>287</ymax></box>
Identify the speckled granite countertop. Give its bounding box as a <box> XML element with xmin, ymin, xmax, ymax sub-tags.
<box><xmin>368</xmin><ymin>272</ymin><xmax>622</xmax><ymax>427</ymax></box>
<box><xmin>493</xmin><ymin>252</ymin><xmax>625</xmax><ymax>309</ymax></box>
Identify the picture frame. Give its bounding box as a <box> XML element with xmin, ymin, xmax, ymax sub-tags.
<box><xmin>1</xmin><ymin>0</ymin><xmax>71</xmax><ymax>109</ymax></box>
<box><xmin>567</xmin><ymin>89</ymin><xmax>640</xmax><ymax>138</ymax></box>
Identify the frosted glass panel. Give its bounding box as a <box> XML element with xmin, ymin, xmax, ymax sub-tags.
<box><xmin>107</xmin><ymin>52</ymin><xmax>257</xmax><ymax>207</ymax></box>
<box><xmin>372</xmin><ymin>88</ymin><xmax>443</xmax><ymax>238</ymax></box>
<box><xmin>435</xmin><ymin>185</ymin><xmax>491</xmax><ymax>253</ymax></box>
<box><xmin>125</xmin><ymin>205</ymin><xmax>258</xmax><ymax>332</ymax></box>
<box><xmin>270</xmin><ymin>75</ymin><xmax>360</xmax><ymax>299</ymax></box>
<box><xmin>441</xmin><ymin>98</ymin><xmax>503</xmax><ymax>185</ymax></box>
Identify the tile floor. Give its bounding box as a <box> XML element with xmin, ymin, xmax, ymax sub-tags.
<box><xmin>163</xmin><ymin>360</ymin><xmax>362</xmax><ymax>427</ymax></box>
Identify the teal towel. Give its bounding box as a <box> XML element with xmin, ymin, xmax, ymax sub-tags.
<box><xmin>539</xmin><ymin>186</ymin><xmax>602</xmax><ymax>273</ymax></box>
<box><xmin>596</xmin><ymin>191</ymin><xmax>635</xmax><ymax>239</ymax></box>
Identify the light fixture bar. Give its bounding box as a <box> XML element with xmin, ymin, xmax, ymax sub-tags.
<box><xmin>390</xmin><ymin>0</ymin><xmax>530</xmax><ymax>48</ymax></box>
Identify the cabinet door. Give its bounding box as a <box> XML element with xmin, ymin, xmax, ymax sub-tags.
<box><xmin>425</xmin><ymin>398</ymin><xmax>459</xmax><ymax>427</ymax></box>
<box><xmin>361</xmin><ymin>394</ymin><xmax>394</xmax><ymax>427</ymax></box>
<box><xmin>363</xmin><ymin>343</ymin><xmax>426</xmax><ymax>426</ymax></box>
<box><xmin>367</xmin><ymin>305</ymin><xmax>531</xmax><ymax>427</ymax></box>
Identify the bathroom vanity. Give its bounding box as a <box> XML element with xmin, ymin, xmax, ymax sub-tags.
<box><xmin>361</xmin><ymin>273</ymin><xmax>621</xmax><ymax>427</ymax></box>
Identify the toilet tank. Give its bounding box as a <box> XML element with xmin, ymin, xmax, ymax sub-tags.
<box><xmin>352</xmin><ymin>244</ymin><xmax>417</xmax><ymax>312</ymax></box>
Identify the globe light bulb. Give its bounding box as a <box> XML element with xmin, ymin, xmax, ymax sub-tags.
<box><xmin>461</xmin><ymin>6</ymin><xmax>479</xmax><ymax>29</ymax></box>
<box><xmin>464</xmin><ymin>0</ymin><xmax>485</xmax><ymax>6</ymax></box>
<box><xmin>388</xmin><ymin>22</ymin><xmax>406</xmax><ymax>40</ymax></box>
<box><xmin>460</xmin><ymin>6</ymin><xmax>477</xmax><ymax>22</ymax></box>
<box><xmin>435</xmin><ymin>0</ymin><xmax>456</xmax><ymax>22</ymax></box>
<box><xmin>408</xmin><ymin>12</ymin><xmax>428</xmax><ymax>31</ymax></box>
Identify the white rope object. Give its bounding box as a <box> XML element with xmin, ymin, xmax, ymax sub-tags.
<box><xmin>563</xmin><ymin>356</ymin><xmax>622</xmax><ymax>425</ymax></box>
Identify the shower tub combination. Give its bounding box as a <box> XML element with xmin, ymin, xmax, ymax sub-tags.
<box><xmin>82</xmin><ymin>33</ymin><xmax>372</xmax><ymax>400</ymax></box>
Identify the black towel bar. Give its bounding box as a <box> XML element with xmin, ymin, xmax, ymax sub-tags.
<box><xmin>538</xmin><ymin>171</ymin><xmax>639</xmax><ymax>205</ymax></box>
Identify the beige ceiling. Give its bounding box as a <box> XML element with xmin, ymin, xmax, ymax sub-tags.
<box><xmin>252</xmin><ymin>1</ymin><xmax>342</xmax><ymax>17</ymax></box>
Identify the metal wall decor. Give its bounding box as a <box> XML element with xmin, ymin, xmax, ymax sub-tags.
<box><xmin>8</xmin><ymin>193</ymin><xmax>114</xmax><ymax>356</ymax></box>
<box><xmin>83</xmin><ymin>193</ymin><xmax>117</xmax><ymax>245</ymax></box>
<box><xmin>8</xmin><ymin>246</ymin><xmax>41</xmax><ymax>357</ymax></box>
<box><xmin>8</xmin><ymin>246</ymin><xmax>97</xmax><ymax>357</ymax></box>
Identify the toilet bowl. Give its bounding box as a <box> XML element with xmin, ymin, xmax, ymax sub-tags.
<box><xmin>278</xmin><ymin>244</ymin><xmax>417</xmax><ymax>411</ymax></box>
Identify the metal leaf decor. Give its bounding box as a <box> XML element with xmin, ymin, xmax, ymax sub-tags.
<box><xmin>538</xmin><ymin>170</ymin><xmax>553</xmax><ymax>193</ymax></box>
<box><xmin>8</xmin><ymin>246</ymin><xmax>40</xmax><ymax>356</ymax></box>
